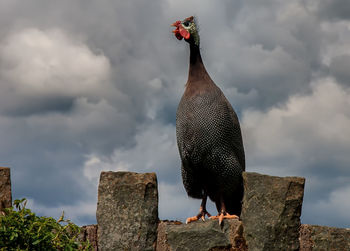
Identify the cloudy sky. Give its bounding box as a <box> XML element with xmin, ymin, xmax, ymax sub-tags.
<box><xmin>0</xmin><ymin>0</ymin><xmax>349</xmax><ymax>228</ymax></box>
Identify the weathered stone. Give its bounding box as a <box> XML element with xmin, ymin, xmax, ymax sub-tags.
<box><xmin>79</xmin><ymin>224</ymin><xmax>98</xmax><ymax>251</ymax></box>
<box><xmin>97</xmin><ymin>171</ymin><xmax>158</xmax><ymax>251</ymax></box>
<box><xmin>241</xmin><ymin>172</ymin><xmax>305</xmax><ymax>251</ymax></box>
<box><xmin>156</xmin><ymin>219</ymin><xmax>247</xmax><ymax>251</ymax></box>
<box><xmin>299</xmin><ymin>224</ymin><xmax>350</xmax><ymax>251</ymax></box>
<box><xmin>0</xmin><ymin>167</ymin><xmax>12</xmax><ymax>211</ymax></box>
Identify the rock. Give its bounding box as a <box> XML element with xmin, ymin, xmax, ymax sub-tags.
<box><xmin>96</xmin><ymin>171</ymin><xmax>158</xmax><ymax>251</ymax></box>
<box><xmin>79</xmin><ymin>224</ymin><xmax>98</xmax><ymax>251</ymax></box>
<box><xmin>0</xmin><ymin>167</ymin><xmax>12</xmax><ymax>211</ymax></box>
<box><xmin>299</xmin><ymin>224</ymin><xmax>350</xmax><ymax>251</ymax></box>
<box><xmin>156</xmin><ymin>219</ymin><xmax>247</xmax><ymax>251</ymax></box>
<box><xmin>241</xmin><ymin>172</ymin><xmax>305</xmax><ymax>251</ymax></box>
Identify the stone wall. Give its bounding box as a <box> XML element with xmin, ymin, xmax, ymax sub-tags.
<box><xmin>1</xmin><ymin>168</ymin><xmax>350</xmax><ymax>250</ymax></box>
<box><xmin>93</xmin><ymin>171</ymin><xmax>350</xmax><ymax>251</ymax></box>
<box><xmin>299</xmin><ymin>224</ymin><xmax>350</xmax><ymax>251</ymax></box>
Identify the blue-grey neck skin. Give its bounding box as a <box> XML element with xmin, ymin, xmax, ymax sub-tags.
<box><xmin>189</xmin><ymin>43</ymin><xmax>201</xmax><ymax>65</ymax></box>
<box><xmin>187</xmin><ymin>43</ymin><xmax>211</xmax><ymax>84</ymax></box>
<box><xmin>183</xmin><ymin>17</ymin><xmax>209</xmax><ymax>83</ymax></box>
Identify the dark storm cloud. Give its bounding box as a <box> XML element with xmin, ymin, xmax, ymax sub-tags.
<box><xmin>329</xmin><ymin>55</ymin><xmax>350</xmax><ymax>86</ymax></box>
<box><xmin>317</xmin><ymin>0</ymin><xmax>350</xmax><ymax>21</ymax></box>
<box><xmin>0</xmin><ymin>0</ymin><xmax>349</xmax><ymax>227</ymax></box>
<box><xmin>203</xmin><ymin>1</ymin><xmax>327</xmax><ymax>108</ymax></box>
<box><xmin>0</xmin><ymin>0</ymin><xmax>177</xmax><ymax>225</ymax></box>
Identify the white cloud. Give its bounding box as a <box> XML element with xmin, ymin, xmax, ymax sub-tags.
<box><xmin>83</xmin><ymin>121</ymin><xmax>179</xmax><ymax>181</ymax></box>
<box><xmin>242</xmin><ymin>78</ymin><xmax>350</xmax><ymax>226</ymax></box>
<box><xmin>0</xmin><ymin>28</ymin><xmax>117</xmax><ymax>114</ymax></box>
<box><xmin>243</xmin><ymin>78</ymin><xmax>350</xmax><ymax>168</ymax></box>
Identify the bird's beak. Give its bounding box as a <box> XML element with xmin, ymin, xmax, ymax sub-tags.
<box><xmin>171</xmin><ymin>20</ymin><xmax>184</xmax><ymax>40</ymax></box>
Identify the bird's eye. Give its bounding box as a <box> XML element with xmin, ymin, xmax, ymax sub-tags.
<box><xmin>183</xmin><ymin>21</ymin><xmax>190</xmax><ymax>27</ymax></box>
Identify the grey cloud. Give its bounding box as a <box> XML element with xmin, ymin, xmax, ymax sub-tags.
<box><xmin>83</xmin><ymin>122</ymin><xmax>180</xmax><ymax>185</ymax></box>
<box><xmin>191</xmin><ymin>1</ymin><xmax>326</xmax><ymax>109</ymax></box>
<box><xmin>0</xmin><ymin>0</ymin><xmax>349</xmax><ymax>228</ymax></box>
<box><xmin>242</xmin><ymin>79</ymin><xmax>350</xmax><ymax>227</ymax></box>
<box><xmin>302</xmin><ymin>184</ymin><xmax>350</xmax><ymax>227</ymax></box>
<box><xmin>316</xmin><ymin>0</ymin><xmax>350</xmax><ymax>21</ymax></box>
<box><xmin>329</xmin><ymin>54</ymin><xmax>350</xmax><ymax>86</ymax></box>
<box><xmin>0</xmin><ymin>28</ymin><xmax>121</xmax><ymax>116</ymax></box>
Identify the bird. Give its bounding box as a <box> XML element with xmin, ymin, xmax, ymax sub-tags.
<box><xmin>172</xmin><ymin>16</ymin><xmax>245</xmax><ymax>225</ymax></box>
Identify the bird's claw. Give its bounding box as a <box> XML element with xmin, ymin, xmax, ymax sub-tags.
<box><xmin>186</xmin><ymin>209</ymin><xmax>211</xmax><ymax>224</ymax></box>
<box><xmin>210</xmin><ymin>212</ymin><xmax>239</xmax><ymax>225</ymax></box>
<box><xmin>219</xmin><ymin>213</ymin><xmax>224</xmax><ymax>225</ymax></box>
<box><xmin>185</xmin><ymin>216</ymin><xmax>199</xmax><ymax>224</ymax></box>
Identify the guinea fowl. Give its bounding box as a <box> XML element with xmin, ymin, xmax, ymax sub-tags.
<box><xmin>172</xmin><ymin>16</ymin><xmax>245</xmax><ymax>225</ymax></box>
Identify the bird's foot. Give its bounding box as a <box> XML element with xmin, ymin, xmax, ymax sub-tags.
<box><xmin>186</xmin><ymin>208</ymin><xmax>211</xmax><ymax>224</ymax></box>
<box><xmin>210</xmin><ymin>212</ymin><xmax>239</xmax><ymax>225</ymax></box>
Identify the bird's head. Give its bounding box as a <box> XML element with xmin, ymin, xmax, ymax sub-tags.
<box><xmin>171</xmin><ymin>16</ymin><xmax>199</xmax><ymax>46</ymax></box>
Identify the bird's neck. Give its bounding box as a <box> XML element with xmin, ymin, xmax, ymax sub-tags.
<box><xmin>187</xmin><ymin>44</ymin><xmax>210</xmax><ymax>83</ymax></box>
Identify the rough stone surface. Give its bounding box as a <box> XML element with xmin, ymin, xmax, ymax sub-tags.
<box><xmin>0</xmin><ymin>167</ymin><xmax>12</xmax><ymax>211</ymax></box>
<box><xmin>79</xmin><ymin>224</ymin><xmax>98</xmax><ymax>251</ymax></box>
<box><xmin>156</xmin><ymin>219</ymin><xmax>247</xmax><ymax>251</ymax></box>
<box><xmin>241</xmin><ymin>172</ymin><xmax>305</xmax><ymax>251</ymax></box>
<box><xmin>299</xmin><ymin>224</ymin><xmax>350</xmax><ymax>251</ymax></box>
<box><xmin>97</xmin><ymin>171</ymin><xmax>158</xmax><ymax>251</ymax></box>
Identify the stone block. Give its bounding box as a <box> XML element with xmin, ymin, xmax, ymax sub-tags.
<box><xmin>79</xmin><ymin>224</ymin><xmax>98</xmax><ymax>251</ymax></box>
<box><xmin>97</xmin><ymin>171</ymin><xmax>158</xmax><ymax>251</ymax></box>
<box><xmin>156</xmin><ymin>219</ymin><xmax>247</xmax><ymax>251</ymax></box>
<box><xmin>0</xmin><ymin>167</ymin><xmax>12</xmax><ymax>211</ymax></box>
<box><xmin>299</xmin><ymin>224</ymin><xmax>350</xmax><ymax>251</ymax></box>
<box><xmin>241</xmin><ymin>172</ymin><xmax>305</xmax><ymax>251</ymax></box>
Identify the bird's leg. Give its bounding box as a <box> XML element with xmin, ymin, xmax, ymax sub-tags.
<box><xmin>186</xmin><ymin>192</ymin><xmax>211</xmax><ymax>224</ymax></box>
<box><xmin>210</xmin><ymin>196</ymin><xmax>239</xmax><ymax>225</ymax></box>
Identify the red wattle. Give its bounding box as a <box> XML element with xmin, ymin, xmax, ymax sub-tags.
<box><xmin>175</xmin><ymin>31</ymin><xmax>183</xmax><ymax>40</ymax></box>
<box><xmin>179</xmin><ymin>26</ymin><xmax>190</xmax><ymax>40</ymax></box>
